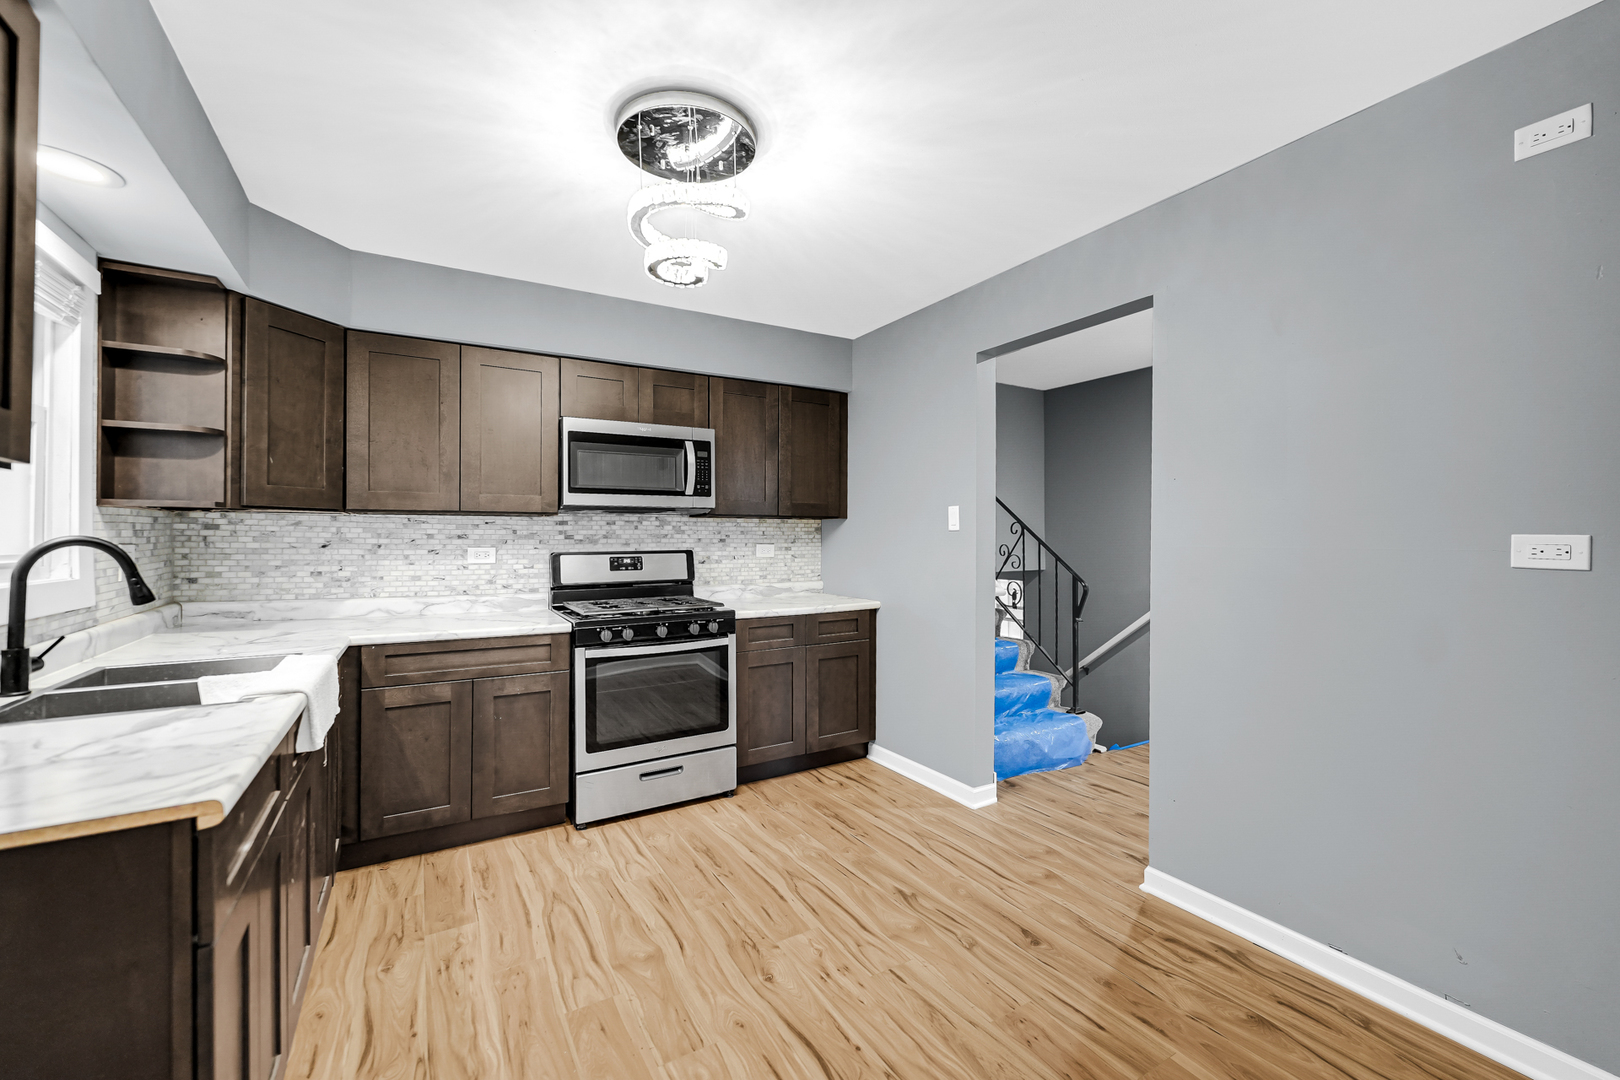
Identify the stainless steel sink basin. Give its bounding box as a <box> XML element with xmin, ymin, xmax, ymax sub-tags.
<box><xmin>0</xmin><ymin>681</ymin><xmax>203</xmax><ymax>724</ymax></box>
<box><xmin>53</xmin><ymin>655</ymin><xmax>287</xmax><ymax>689</ymax></box>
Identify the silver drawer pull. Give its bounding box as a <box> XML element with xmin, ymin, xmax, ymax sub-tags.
<box><xmin>226</xmin><ymin>789</ymin><xmax>281</xmax><ymax>885</ymax></box>
<box><xmin>639</xmin><ymin>765</ymin><xmax>684</xmax><ymax>781</ymax></box>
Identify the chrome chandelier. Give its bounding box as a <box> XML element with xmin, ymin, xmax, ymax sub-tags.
<box><xmin>615</xmin><ymin>91</ymin><xmax>756</xmax><ymax>289</ymax></box>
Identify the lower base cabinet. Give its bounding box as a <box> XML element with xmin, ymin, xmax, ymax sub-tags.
<box><xmin>737</xmin><ymin>610</ymin><xmax>876</xmax><ymax>772</ymax></box>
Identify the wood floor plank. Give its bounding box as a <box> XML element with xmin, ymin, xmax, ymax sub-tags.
<box><xmin>287</xmin><ymin>748</ymin><xmax>1525</xmax><ymax>1080</ymax></box>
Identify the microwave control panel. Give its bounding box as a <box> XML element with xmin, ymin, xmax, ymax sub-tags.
<box><xmin>693</xmin><ymin>447</ymin><xmax>711</xmax><ymax>497</ymax></box>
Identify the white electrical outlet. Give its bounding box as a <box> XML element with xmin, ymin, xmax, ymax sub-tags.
<box><xmin>947</xmin><ymin>505</ymin><xmax>961</xmax><ymax>531</ymax></box>
<box><xmin>755</xmin><ymin>544</ymin><xmax>775</xmax><ymax>557</ymax></box>
<box><xmin>1514</xmin><ymin>103</ymin><xmax>1592</xmax><ymax>161</ymax></box>
<box><xmin>1510</xmin><ymin>534</ymin><xmax>1590</xmax><ymax>570</ymax></box>
<box><xmin>466</xmin><ymin>547</ymin><xmax>496</xmax><ymax>565</ymax></box>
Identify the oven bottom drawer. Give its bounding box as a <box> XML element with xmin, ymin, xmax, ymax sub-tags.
<box><xmin>574</xmin><ymin>745</ymin><xmax>737</xmax><ymax>826</ymax></box>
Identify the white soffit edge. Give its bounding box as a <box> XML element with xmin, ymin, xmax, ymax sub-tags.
<box><xmin>997</xmin><ymin>308</ymin><xmax>1152</xmax><ymax>391</ymax></box>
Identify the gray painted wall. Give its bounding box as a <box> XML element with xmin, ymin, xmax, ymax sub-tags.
<box><xmin>825</xmin><ymin>3</ymin><xmax>1619</xmax><ymax>1068</ymax></box>
<box><xmin>994</xmin><ymin>384</ymin><xmax>1046</xmax><ymax>534</ymax></box>
<box><xmin>1044</xmin><ymin>368</ymin><xmax>1150</xmax><ymax>747</ymax></box>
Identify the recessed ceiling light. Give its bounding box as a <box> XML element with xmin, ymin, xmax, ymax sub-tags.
<box><xmin>38</xmin><ymin>146</ymin><xmax>125</xmax><ymax>188</ymax></box>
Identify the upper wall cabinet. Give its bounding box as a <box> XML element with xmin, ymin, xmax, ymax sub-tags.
<box><xmin>98</xmin><ymin>263</ymin><xmax>232</xmax><ymax>508</ymax></box>
<box><xmin>346</xmin><ymin>331</ymin><xmax>461</xmax><ymax>512</ymax></box>
<box><xmin>560</xmin><ymin>358</ymin><xmax>638</xmax><ymax>422</ymax></box>
<box><xmin>241</xmin><ymin>300</ymin><xmax>345</xmax><ymax>509</ymax></box>
<box><xmin>710</xmin><ymin>378</ymin><xmax>779</xmax><ymax>516</ymax></box>
<box><xmin>462</xmin><ymin>347</ymin><xmax>558</xmax><ymax>513</ymax></box>
<box><xmin>639</xmin><ymin>368</ymin><xmax>709</xmax><ymax>427</ymax></box>
<box><xmin>780</xmin><ymin>387</ymin><xmax>848</xmax><ymax>519</ymax></box>
<box><xmin>0</xmin><ymin>0</ymin><xmax>37</xmax><ymax>466</ymax></box>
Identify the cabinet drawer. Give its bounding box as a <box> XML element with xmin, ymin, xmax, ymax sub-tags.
<box><xmin>801</xmin><ymin>609</ymin><xmax>871</xmax><ymax>645</ymax></box>
<box><xmin>360</xmin><ymin>633</ymin><xmax>569</xmax><ymax>687</ymax></box>
<box><xmin>736</xmin><ymin>616</ymin><xmax>803</xmax><ymax>652</ymax></box>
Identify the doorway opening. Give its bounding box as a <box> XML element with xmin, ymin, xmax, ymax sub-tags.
<box><xmin>982</xmin><ymin>298</ymin><xmax>1152</xmax><ymax>781</ymax></box>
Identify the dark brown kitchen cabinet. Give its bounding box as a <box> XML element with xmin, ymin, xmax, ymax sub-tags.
<box><xmin>710</xmin><ymin>377</ymin><xmax>779</xmax><ymax>515</ymax></box>
<box><xmin>461</xmin><ymin>346</ymin><xmax>559</xmax><ymax>512</ymax></box>
<box><xmin>471</xmin><ymin>671</ymin><xmax>570</xmax><ymax>817</ymax></box>
<box><xmin>561</xmin><ymin>357</ymin><xmax>639</xmax><ymax>421</ymax></box>
<box><xmin>736</xmin><ymin>611</ymin><xmax>876</xmax><ymax>778</ymax></box>
<box><xmin>205</xmin><ymin>821</ymin><xmax>277</xmax><ymax>1080</ymax></box>
<box><xmin>640</xmin><ymin>367</ymin><xmax>709</xmax><ymax>426</ymax></box>
<box><xmin>241</xmin><ymin>299</ymin><xmax>345</xmax><ymax>509</ymax></box>
<box><xmin>358</xmin><ymin>680</ymin><xmax>473</xmax><ymax>838</ymax></box>
<box><xmin>780</xmin><ymin>386</ymin><xmax>848</xmax><ymax>518</ymax></box>
<box><xmin>346</xmin><ymin>330</ymin><xmax>461</xmax><ymax>510</ymax></box>
<box><xmin>737</xmin><ymin>646</ymin><xmax>807</xmax><ymax>767</ymax></box>
<box><xmin>0</xmin><ymin>0</ymin><xmax>37</xmax><ymax>465</ymax></box>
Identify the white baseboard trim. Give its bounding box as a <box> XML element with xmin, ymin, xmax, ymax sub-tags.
<box><xmin>1141</xmin><ymin>867</ymin><xmax>1616</xmax><ymax>1080</ymax></box>
<box><xmin>867</xmin><ymin>744</ymin><xmax>997</xmax><ymax>808</ymax></box>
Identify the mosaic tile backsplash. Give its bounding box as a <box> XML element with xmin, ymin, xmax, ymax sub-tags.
<box><xmin>21</xmin><ymin>507</ymin><xmax>821</xmax><ymax>645</ymax></box>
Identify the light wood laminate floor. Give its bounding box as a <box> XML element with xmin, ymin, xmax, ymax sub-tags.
<box><xmin>287</xmin><ymin>748</ymin><xmax>1521</xmax><ymax>1079</ymax></box>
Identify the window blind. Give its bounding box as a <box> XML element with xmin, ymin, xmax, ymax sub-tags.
<box><xmin>35</xmin><ymin>256</ymin><xmax>85</xmax><ymax>327</ymax></box>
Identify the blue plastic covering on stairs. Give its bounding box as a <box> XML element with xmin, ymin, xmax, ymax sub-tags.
<box><xmin>993</xmin><ymin>637</ymin><xmax>1096</xmax><ymax>780</ymax></box>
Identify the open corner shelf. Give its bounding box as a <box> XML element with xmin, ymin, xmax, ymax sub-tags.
<box><xmin>101</xmin><ymin>419</ymin><xmax>226</xmax><ymax>438</ymax></box>
<box><xmin>102</xmin><ymin>340</ymin><xmax>226</xmax><ymax>367</ymax></box>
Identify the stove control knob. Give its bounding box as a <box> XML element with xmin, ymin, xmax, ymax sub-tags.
<box><xmin>598</xmin><ymin>629</ymin><xmax>613</xmax><ymax>643</ymax></box>
<box><xmin>688</xmin><ymin>622</ymin><xmax>701</xmax><ymax>635</ymax></box>
<box><xmin>707</xmin><ymin>621</ymin><xmax>720</xmax><ymax>634</ymax></box>
<box><xmin>621</xmin><ymin>627</ymin><xmax>636</xmax><ymax>641</ymax></box>
<box><xmin>656</xmin><ymin>624</ymin><xmax>669</xmax><ymax>638</ymax></box>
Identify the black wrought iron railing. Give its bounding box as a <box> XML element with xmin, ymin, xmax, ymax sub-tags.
<box><xmin>995</xmin><ymin>498</ymin><xmax>1089</xmax><ymax>710</ymax></box>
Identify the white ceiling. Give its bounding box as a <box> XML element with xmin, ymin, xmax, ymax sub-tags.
<box><xmin>997</xmin><ymin>308</ymin><xmax>1153</xmax><ymax>391</ymax></box>
<box><xmin>144</xmin><ymin>0</ymin><xmax>1596</xmax><ymax>338</ymax></box>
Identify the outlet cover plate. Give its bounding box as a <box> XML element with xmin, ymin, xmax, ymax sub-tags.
<box><xmin>1514</xmin><ymin>103</ymin><xmax>1592</xmax><ymax>161</ymax></box>
<box><xmin>467</xmin><ymin>547</ymin><xmax>496</xmax><ymax>565</ymax></box>
<box><xmin>1510</xmin><ymin>534</ymin><xmax>1590</xmax><ymax>570</ymax></box>
<box><xmin>755</xmin><ymin>544</ymin><xmax>775</xmax><ymax>557</ymax></box>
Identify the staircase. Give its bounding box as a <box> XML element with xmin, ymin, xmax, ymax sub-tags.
<box><xmin>995</xmin><ymin>636</ymin><xmax>1099</xmax><ymax>779</ymax></box>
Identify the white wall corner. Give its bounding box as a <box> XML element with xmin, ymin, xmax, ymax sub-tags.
<box><xmin>1140</xmin><ymin>867</ymin><xmax>1618</xmax><ymax>1080</ymax></box>
<box><xmin>868</xmin><ymin>744</ymin><xmax>997</xmax><ymax>808</ymax></box>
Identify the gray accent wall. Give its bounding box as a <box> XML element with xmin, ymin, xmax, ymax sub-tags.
<box><xmin>824</xmin><ymin>3</ymin><xmax>1620</xmax><ymax>1068</ymax></box>
<box><xmin>995</xmin><ymin>384</ymin><xmax>1046</xmax><ymax>534</ymax></box>
<box><xmin>1043</xmin><ymin>368</ymin><xmax>1151</xmax><ymax>747</ymax></box>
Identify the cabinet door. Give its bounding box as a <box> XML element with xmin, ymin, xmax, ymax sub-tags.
<box><xmin>0</xmin><ymin>0</ymin><xmax>37</xmax><ymax>465</ymax></box>
<box><xmin>241</xmin><ymin>300</ymin><xmax>345</xmax><ymax>508</ymax></box>
<box><xmin>639</xmin><ymin>368</ymin><xmax>708</xmax><ymax>426</ymax></box>
<box><xmin>710</xmin><ymin>377</ymin><xmax>779</xmax><ymax>516</ymax></box>
<box><xmin>806</xmin><ymin>640</ymin><xmax>874</xmax><ymax>754</ymax></box>
<box><xmin>780</xmin><ymin>387</ymin><xmax>847</xmax><ymax>518</ymax></box>
<box><xmin>471</xmin><ymin>671</ymin><xmax>569</xmax><ymax>818</ymax></box>
<box><xmin>560</xmin><ymin>358</ymin><xmax>639</xmax><ymax>421</ymax></box>
<box><xmin>345</xmin><ymin>331</ymin><xmax>460</xmax><ymax>510</ymax></box>
<box><xmin>359</xmin><ymin>682</ymin><xmax>473</xmax><ymax>839</ymax></box>
<box><xmin>737</xmin><ymin>647</ymin><xmax>806</xmax><ymax>767</ymax></box>
<box><xmin>208</xmin><ymin>817</ymin><xmax>278</xmax><ymax>1080</ymax></box>
<box><xmin>462</xmin><ymin>347</ymin><xmax>558</xmax><ymax>513</ymax></box>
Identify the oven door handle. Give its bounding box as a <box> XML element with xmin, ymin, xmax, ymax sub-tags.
<box><xmin>684</xmin><ymin>441</ymin><xmax>696</xmax><ymax>497</ymax></box>
<box><xmin>580</xmin><ymin>635</ymin><xmax>734</xmax><ymax>661</ymax></box>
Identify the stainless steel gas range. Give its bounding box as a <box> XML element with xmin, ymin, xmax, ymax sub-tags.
<box><xmin>550</xmin><ymin>550</ymin><xmax>736</xmax><ymax>828</ymax></box>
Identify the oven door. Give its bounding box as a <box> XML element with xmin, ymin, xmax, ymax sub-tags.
<box><xmin>574</xmin><ymin>636</ymin><xmax>736</xmax><ymax>772</ymax></box>
<box><xmin>562</xmin><ymin>417</ymin><xmax>706</xmax><ymax>510</ymax></box>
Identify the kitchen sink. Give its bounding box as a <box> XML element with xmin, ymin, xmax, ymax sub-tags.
<box><xmin>0</xmin><ymin>681</ymin><xmax>204</xmax><ymax>724</ymax></box>
<box><xmin>52</xmin><ymin>655</ymin><xmax>288</xmax><ymax>689</ymax></box>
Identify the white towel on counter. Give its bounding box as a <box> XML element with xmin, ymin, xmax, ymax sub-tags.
<box><xmin>197</xmin><ymin>654</ymin><xmax>340</xmax><ymax>753</ymax></box>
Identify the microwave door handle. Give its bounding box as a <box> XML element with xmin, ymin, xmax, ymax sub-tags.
<box><xmin>684</xmin><ymin>441</ymin><xmax>696</xmax><ymax>496</ymax></box>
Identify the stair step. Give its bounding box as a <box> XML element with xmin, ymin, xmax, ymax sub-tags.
<box><xmin>994</xmin><ymin>706</ymin><xmax>1096</xmax><ymax>780</ymax></box>
<box><xmin>994</xmin><ymin>638</ymin><xmax>1022</xmax><ymax>674</ymax></box>
<box><xmin>994</xmin><ymin>670</ymin><xmax>1059</xmax><ymax>716</ymax></box>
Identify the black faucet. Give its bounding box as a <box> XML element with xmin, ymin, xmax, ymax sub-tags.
<box><xmin>2</xmin><ymin>536</ymin><xmax>157</xmax><ymax>697</ymax></box>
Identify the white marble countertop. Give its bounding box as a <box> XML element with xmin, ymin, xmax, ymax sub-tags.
<box><xmin>2</xmin><ymin>585</ymin><xmax>877</xmax><ymax>848</ymax></box>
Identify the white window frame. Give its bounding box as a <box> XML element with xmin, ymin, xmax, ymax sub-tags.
<box><xmin>0</xmin><ymin>221</ymin><xmax>100</xmax><ymax>628</ymax></box>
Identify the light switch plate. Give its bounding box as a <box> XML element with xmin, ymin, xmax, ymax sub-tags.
<box><xmin>755</xmin><ymin>544</ymin><xmax>775</xmax><ymax>557</ymax></box>
<box><xmin>947</xmin><ymin>505</ymin><xmax>961</xmax><ymax>531</ymax></box>
<box><xmin>467</xmin><ymin>547</ymin><xmax>496</xmax><ymax>565</ymax></box>
<box><xmin>1510</xmin><ymin>534</ymin><xmax>1590</xmax><ymax>570</ymax></box>
<box><xmin>1514</xmin><ymin>103</ymin><xmax>1592</xmax><ymax>161</ymax></box>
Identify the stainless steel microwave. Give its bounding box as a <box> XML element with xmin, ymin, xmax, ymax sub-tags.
<box><xmin>560</xmin><ymin>417</ymin><xmax>716</xmax><ymax>512</ymax></box>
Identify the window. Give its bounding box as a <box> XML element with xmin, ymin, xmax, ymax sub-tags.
<box><xmin>0</xmin><ymin>222</ymin><xmax>100</xmax><ymax>625</ymax></box>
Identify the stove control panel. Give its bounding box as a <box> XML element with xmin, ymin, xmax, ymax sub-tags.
<box><xmin>579</xmin><ymin>616</ymin><xmax>735</xmax><ymax>649</ymax></box>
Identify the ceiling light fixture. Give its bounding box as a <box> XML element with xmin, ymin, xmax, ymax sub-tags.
<box><xmin>615</xmin><ymin>91</ymin><xmax>755</xmax><ymax>289</ymax></box>
<box><xmin>37</xmin><ymin>146</ymin><xmax>125</xmax><ymax>188</ymax></box>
